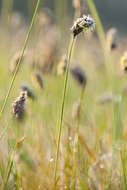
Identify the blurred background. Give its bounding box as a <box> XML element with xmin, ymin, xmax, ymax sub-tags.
<box><xmin>0</xmin><ymin>0</ymin><xmax>127</xmax><ymax>189</ymax></box>
<box><xmin>0</xmin><ymin>0</ymin><xmax>127</xmax><ymax>32</ymax></box>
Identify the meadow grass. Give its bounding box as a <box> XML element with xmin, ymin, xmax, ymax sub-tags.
<box><xmin>0</xmin><ymin>0</ymin><xmax>41</xmax><ymax>117</ymax></box>
<box><xmin>0</xmin><ymin>0</ymin><xmax>41</xmax><ymax>189</ymax></box>
<box><xmin>0</xmin><ymin>0</ymin><xmax>126</xmax><ymax>189</ymax></box>
<box><xmin>87</xmin><ymin>0</ymin><xmax>123</xmax><ymax>163</ymax></box>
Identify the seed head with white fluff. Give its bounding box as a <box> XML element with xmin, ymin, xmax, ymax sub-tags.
<box><xmin>71</xmin><ymin>15</ymin><xmax>95</xmax><ymax>38</ymax></box>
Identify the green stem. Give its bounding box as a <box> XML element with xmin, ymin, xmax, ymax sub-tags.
<box><xmin>120</xmin><ymin>149</ymin><xmax>127</xmax><ymax>189</ymax></box>
<box><xmin>28</xmin><ymin>0</ymin><xmax>37</xmax><ymax>19</ymax></box>
<box><xmin>72</xmin><ymin>86</ymin><xmax>85</xmax><ymax>188</ymax></box>
<box><xmin>2</xmin><ymin>144</ymin><xmax>17</xmax><ymax>190</ymax></box>
<box><xmin>0</xmin><ymin>0</ymin><xmax>41</xmax><ymax>118</ymax></box>
<box><xmin>54</xmin><ymin>36</ymin><xmax>76</xmax><ymax>187</ymax></box>
<box><xmin>86</xmin><ymin>0</ymin><xmax>105</xmax><ymax>49</ymax></box>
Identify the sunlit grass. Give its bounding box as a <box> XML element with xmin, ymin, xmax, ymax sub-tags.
<box><xmin>0</xmin><ymin>0</ymin><xmax>126</xmax><ymax>189</ymax></box>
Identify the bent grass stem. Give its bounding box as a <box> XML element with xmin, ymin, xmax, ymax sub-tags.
<box><xmin>54</xmin><ymin>36</ymin><xmax>76</xmax><ymax>187</ymax></box>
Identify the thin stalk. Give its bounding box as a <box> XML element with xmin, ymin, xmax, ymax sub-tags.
<box><xmin>54</xmin><ymin>36</ymin><xmax>76</xmax><ymax>187</ymax></box>
<box><xmin>112</xmin><ymin>100</ymin><xmax>122</xmax><ymax>145</ymax></box>
<box><xmin>0</xmin><ymin>0</ymin><xmax>41</xmax><ymax>118</ymax></box>
<box><xmin>2</xmin><ymin>144</ymin><xmax>17</xmax><ymax>190</ymax></box>
<box><xmin>72</xmin><ymin>86</ymin><xmax>85</xmax><ymax>188</ymax></box>
<box><xmin>75</xmin><ymin>86</ymin><xmax>85</xmax><ymax>142</ymax></box>
<box><xmin>86</xmin><ymin>0</ymin><xmax>105</xmax><ymax>49</ymax></box>
<box><xmin>86</xmin><ymin>0</ymin><xmax>112</xmax><ymax>94</ymax></box>
<box><xmin>86</xmin><ymin>0</ymin><xmax>111</xmax><ymax>81</ymax></box>
<box><xmin>28</xmin><ymin>0</ymin><xmax>37</xmax><ymax>19</ymax></box>
<box><xmin>120</xmin><ymin>149</ymin><xmax>127</xmax><ymax>189</ymax></box>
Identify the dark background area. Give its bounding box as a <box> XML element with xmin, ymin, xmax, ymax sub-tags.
<box><xmin>1</xmin><ymin>0</ymin><xmax>127</xmax><ymax>32</ymax></box>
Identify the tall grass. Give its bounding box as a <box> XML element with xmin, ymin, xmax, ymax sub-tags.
<box><xmin>0</xmin><ymin>0</ymin><xmax>41</xmax><ymax>118</ymax></box>
<box><xmin>86</xmin><ymin>0</ymin><xmax>123</xmax><ymax>142</ymax></box>
<box><xmin>0</xmin><ymin>1</ymin><xmax>41</xmax><ymax>188</ymax></box>
<box><xmin>0</xmin><ymin>0</ymin><xmax>126</xmax><ymax>189</ymax></box>
<box><xmin>2</xmin><ymin>143</ymin><xmax>17</xmax><ymax>190</ymax></box>
<box><xmin>86</xmin><ymin>0</ymin><xmax>123</xmax><ymax>184</ymax></box>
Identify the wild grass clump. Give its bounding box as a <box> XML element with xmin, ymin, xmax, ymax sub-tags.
<box><xmin>0</xmin><ymin>0</ymin><xmax>127</xmax><ymax>189</ymax></box>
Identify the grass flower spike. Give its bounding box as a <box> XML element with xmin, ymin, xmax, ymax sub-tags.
<box><xmin>70</xmin><ymin>66</ymin><xmax>87</xmax><ymax>87</ymax></box>
<box><xmin>106</xmin><ymin>28</ymin><xmax>118</xmax><ymax>51</ymax></box>
<box><xmin>31</xmin><ymin>72</ymin><xmax>43</xmax><ymax>89</ymax></box>
<box><xmin>57</xmin><ymin>54</ymin><xmax>67</xmax><ymax>75</ymax></box>
<box><xmin>20</xmin><ymin>84</ymin><xmax>35</xmax><ymax>100</ymax></box>
<box><xmin>71</xmin><ymin>14</ymin><xmax>95</xmax><ymax>37</ymax></box>
<box><xmin>120</xmin><ymin>51</ymin><xmax>127</xmax><ymax>72</ymax></box>
<box><xmin>12</xmin><ymin>91</ymin><xmax>27</xmax><ymax>119</ymax></box>
<box><xmin>9</xmin><ymin>51</ymin><xmax>26</xmax><ymax>74</ymax></box>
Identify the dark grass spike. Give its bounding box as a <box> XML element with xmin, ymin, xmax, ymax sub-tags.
<box><xmin>20</xmin><ymin>84</ymin><xmax>36</xmax><ymax>100</ymax></box>
<box><xmin>12</xmin><ymin>91</ymin><xmax>27</xmax><ymax>119</ymax></box>
<box><xmin>70</xmin><ymin>65</ymin><xmax>87</xmax><ymax>87</ymax></box>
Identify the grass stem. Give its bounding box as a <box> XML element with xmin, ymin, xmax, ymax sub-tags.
<box><xmin>86</xmin><ymin>0</ymin><xmax>105</xmax><ymax>48</ymax></box>
<box><xmin>54</xmin><ymin>36</ymin><xmax>76</xmax><ymax>187</ymax></box>
<box><xmin>72</xmin><ymin>86</ymin><xmax>85</xmax><ymax>187</ymax></box>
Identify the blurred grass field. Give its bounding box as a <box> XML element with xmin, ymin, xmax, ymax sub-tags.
<box><xmin>0</xmin><ymin>0</ymin><xmax>127</xmax><ymax>189</ymax></box>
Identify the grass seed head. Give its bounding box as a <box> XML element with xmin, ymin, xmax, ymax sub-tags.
<box><xmin>106</xmin><ymin>28</ymin><xmax>118</xmax><ymax>51</ymax></box>
<box><xmin>71</xmin><ymin>14</ymin><xmax>95</xmax><ymax>38</ymax></box>
<box><xmin>9</xmin><ymin>51</ymin><xmax>26</xmax><ymax>74</ymax></box>
<box><xmin>20</xmin><ymin>84</ymin><xmax>36</xmax><ymax>100</ymax></box>
<box><xmin>33</xmin><ymin>26</ymin><xmax>60</xmax><ymax>74</ymax></box>
<box><xmin>31</xmin><ymin>72</ymin><xmax>43</xmax><ymax>89</ymax></box>
<box><xmin>12</xmin><ymin>91</ymin><xmax>27</xmax><ymax>119</ymax></box>
<box><xmin>70</xmin><ymin>66</ymin><xmax>87</xmax><ymax>87</ymax></box>
<box><xmin>120</xmin><ymin>51</ymin><xmax>127</xmax><ymax>73</ymax></box>
<box><xmin>57</xmin><ymin>54</ymin><xmax>67</xmax><ymax>75</ymax></box>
